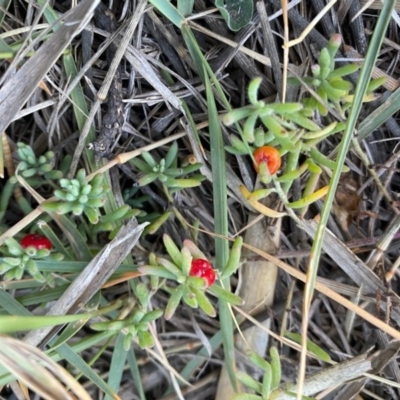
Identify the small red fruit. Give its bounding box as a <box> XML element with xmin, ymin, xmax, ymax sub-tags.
<box><xmin>189</xmin><ymin>259</ymin><xmax>216</xmax><ymax>287</ymax></box>
<box><xmin>253</xmin><ymin>146</ymin><xmax>281</xmax><ymax>174</ymax></box>
<box><xmin>20</xmin><ymin>234</ymin><xmax>52</xmax><ymax>250</ymax></box>
<box><xmin>200</xmin><ymin>268</ymin><xmax>216</xmax><ymax>287</ymax></box>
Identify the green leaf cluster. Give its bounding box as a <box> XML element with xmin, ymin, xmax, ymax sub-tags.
<box><xmin>224</xmin><ymin>76</ymin><xmax>345</xmax><ymax>160</ymax></box>
<box><xmin>131</xmin><ymin>142</ymin><xmax>205</xmax><ymax>192</ymax></box>
<box><xmin>232</xmin><ymin>347</ymin><xmax>281</xmax><ymax>400</ymax></box>
<box><xmin>224</xmin><ymin>77</ymin><xmax>323</xmax><ymax>157</ymax></box>
<box><xmin>0</xmin><ymin>237</ymin><xmax>63</xmax><ymax>285</ymax></box>
<box><xmin>90</xmin><ymin>283</ymin><xmax>163</xmax><ymax>350</ymax></box>
<box><xmin>289</xmin><ymin>35</ymin><xmax>356</xmax><ymax>116</ymax></box>
<box><xmin>224</xmin><ymin>75</ymin><xmax>345</xmax><ymax>207</ymax></box>
<box><xmin>138</xmin><ymin>235</ymin><xmax>243</xmax><ymax>320</ymax></box>
<box><xmin>223</xmin><ymin>34</ymin><xmax>385</xmax><ymax>186</ymax></box>
<box><xmin>17</xmin><ymin>142</ymin><xmax>63</xmax><ymax>180</ymax></box>
<box><xmin>41</xmin><ymin>169</ymin><xmax>109</xmax><ymax>224</ymax></box>
<box><xmin>221</xmin><ymin>34</ymin><xmax>385</xmax><ymax>214</ymax></box>
<box><xmin>289</xmin><ymin>35</ymin><xmax>385</xmax><ymax>117</ymax></box>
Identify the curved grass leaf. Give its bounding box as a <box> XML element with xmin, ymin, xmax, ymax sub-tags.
<box><xmin>215</xmin><ymin>0</ymin><xmax>253</xmax><ymax>31</ymax></box>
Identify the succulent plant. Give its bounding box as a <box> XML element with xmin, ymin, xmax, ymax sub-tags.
<box><xmin>288</xmin><ymin>34</ymin><xmax>384</xmax><ymax>117</ymax></box>
<box><xmin>17</xmin><ymin>142</ymin><xmax>63</xmax><ymax>180</ymax></box>
<box><xmin>138</xmin><ymin>235</ymin><xmax>243</xmax><ymax>320</ymax></box>
<box><xmin>0</xmin><ymin>236</ymin><xmax>63</xmax><ymax>286</ymax></box>
<box><xmin>90</xmin><ymin>283</ymin><xmax>163</xmax><ymax>350</ymax></box>
<box><xmin>131</xmin><ymin>142</ymin><xmax>205</xmax><ymax>192</ymax></box>
<box><xmin>41</xmin><ymin>169</ymin><xmax>109</xmax><ymax>224</ymax></box>
<box><xmin>232</xmin><ymin>347</ymin><xmax>282</xmax><ymax>400</ymax></box>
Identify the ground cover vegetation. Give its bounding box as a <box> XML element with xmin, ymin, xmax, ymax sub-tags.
<box><xmin>1</xmin><ymin>0</ymin><xmax>400</xmax><ymax>399</ymax></box>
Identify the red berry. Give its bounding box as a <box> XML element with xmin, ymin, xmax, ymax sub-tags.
<box><xmin>200</xmin><ymin>268</ymin><xmax>216</xmax><ymax>287</ymax></box>
<box><xmin>20</xmin><ymin>234</ymin><xmax>52</xmax><ymax>250</ymax></box>
<box><xmin>253</xmin><ymin>146</ymin><xmax>281</xmax><ymax>174</ymax></box>
<box><xmin>190</xmin><ymin>259</ymin><xmax>216</xmax><ymax>287</ymax></box>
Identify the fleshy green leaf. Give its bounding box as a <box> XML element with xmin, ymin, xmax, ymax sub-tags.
<box><xmin>221</xmin><ymin>236</ymin><xmax>243</xmax><ymax>278</ymax></box>
<box><xmin>138</xmin><ymin>266</ymin><xmax>177</xmax><ymax>280</ymax></box>
<box><xmin>208</xmin><ymin>284</ymin><xmax>243</xmax><ymax>305</ymax></box>
<box><xmin>261</xmin><ymin>364</ymin><xmax>272</xmax><ymax>398</ymax></box>
<box><xmin>236</xmin><ymin>371</ymin><xmax>262</xmax><ymax>393</ymax></box>
<box><xmin>163</xmin><ymin>234</ymin><xmax>183</xmax><ymax>267</ymax></box>
<box><xmin>215</xmin><ymin>0</ymin><xmax>253</xmax><ymax>31</ymax></box>
<box><xmin>192</xmin><ymin>287</ymin><xmax>216</xmax><ymax>317</ymax></box>
<box><xmin>270</xmin><ymin>346</ymin><xmax>282</xmax><ymax>390</ymax></box>
<box><xmin>285</xmin><ymin>331</ymin><xmax>331</xmax><ymax>362</ymax></box>
<box><xmin>164</xmin><ymin>141</ymin><xmax>178</xmax><ymax>169</ymax></box>
<box><xmin>165</xmin><ymin>284</ymin><xmax>184</xmax><ymax>320</ymax></box>
<box><xmin>138</xmin><ymin>330</ymin><xmax>154</xmax><ymax>348</ymax></box>
<box><xmin>157</xmin><ymin>257</ymin><xmax>183</xmax><ymax>277</ymax></box>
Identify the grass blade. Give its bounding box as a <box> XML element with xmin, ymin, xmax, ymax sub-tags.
<box><xmin>148</xmin><ymin>0</ymin><xmax>185</xmax><ymax>27</ymax></box>
<box><xmin>182</xmin><ymin>26</ymin><xmax>237</xmax><ymax>389</ymax></box>
<box><xmin>357</xmin><ymin>87</ymin><xmax>400</xmax><ymax>141</ymax></box>
<box><xmin>127</xmin><ymin>349</ymin><xmax>146</xmax><ymax>400</ymax></box>
<box><xmin>298</xmin><ymin>1</ymin><xmax>397</xmax><ymax>398</ymax></box>
<box><xmin>104</xmin><ymin>332</ymin><xmax>128</xmax><ymax>400</ymax></box>
<box><xmin>56</xmin><ymin>343</ymin><xmax>119</xmax><ymax>398</ymax></box>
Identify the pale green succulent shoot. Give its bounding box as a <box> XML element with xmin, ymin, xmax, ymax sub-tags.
<box><xmin>131</xmin><ymin>142</ymin><xmax>205</xmax><ymax>193</ymax></box>
<box><xmin>0</xmin><ymin>237</ymin><xmax>63</xmax><ymax>286</ymax></box>
<box><xmin>138</xmin><ymin>234</ymin><xmax>243</xmax><ymax>320</ymax></box>
<box><xmin>90</xmin><ymin>283</ymin><xmax>163</xmax><ymax>350</ymax></box>
<box><xmin>232</xmin><ymin>347</ymin><xmax>282</xmax><ymax>400</ymax></box>
<box><xmin>220</xmin><ymin>34</ymin><xmax>384</xmax><ymax>213</ymax></box>
<box><xmin>17</xmin><ymin>142</ymin><xmax>63</xmax><ymax>180</ymax></box>
<box><xmin>289</xmin><ymin>34</ymin><xmax>384</xmax><ymax>118</ymax></box>
<box><xmin>41</xmin><ymin>169</ymin><xmax>109</xmax><ymax>224</ymax></box>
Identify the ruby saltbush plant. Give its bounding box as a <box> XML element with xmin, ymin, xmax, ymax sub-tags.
<box><xmin>0</xmin><ymin>236</ymin><xmax>63</xmax><ymax>286</ymax></box>
<box><xmin>223</xmin><ymin>34</ymin><xmax>384</xmax><ymax>217</ymax></box>
<box><xmin>139</xmin><ymin>234</ymin><xmax>244</xmax><ymax>319</ymax></box>
<box><xmin>90</xmin><ymin>282</ymin><xmax>163</xmax><ymax>350</ymax></box>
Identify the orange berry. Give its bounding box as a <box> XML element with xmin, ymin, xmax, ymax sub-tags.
<box><xmin>253</xmin><ymin>146</ymin><xmax>281</xmax><ymax>174</ymax></box>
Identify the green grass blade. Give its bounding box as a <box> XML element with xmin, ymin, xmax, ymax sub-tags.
<box><xmin>154</xmin><ymin>20</ymin><xmax>236</xmax><ymax>393</ymax></box>
<box><xmin>0</xmin><ymin>37</ymin><xmax>13</xmax><ymax>55</ymax></box>
<box><xmin>198</xmin><ymin>46</ymin><xmax>237</xmax><ymax>391</ymax></box>
<box><xmin>36</xmin><ymin>0</ymin><xmax>59</xmax><ymax>27</ymax></box>
<box><xmin>0</xmin><ymin>287</ymin><xmax>32</xmax><ymax>315</ymax></box>
<box><xmin>104</xmin><ymin>332</ymin><xmax>128</xmax><ymax>400</ymax></box>
<box><xmin>0</xmin><ymin>0</ymin><xmax>11</xmax><ymax>27</ymax></box>
<box><xmin>63</xmin><ymin>52</ymin><xmax>96</xmax><ymax>167</ymax></box>
<box><xmin>14</xmin><ymin>286</ymin><xmax>70</xmax><ymax>307</ymax></box>
<box><xmin>127</xmin><ymin>349</ymin><xmax>146</xmax><ymax>400</ymax></box>
<box><xmin>177</xmin><ymin>0</ymin><xmax>194</xmax><ymax>16</ymax></box>
<box><xmin>357</xmin><ymin>87</ymin><xmax>400</xmax><ymax>141</ymax></box>
<box><xmin>299</xmin><ymin>0</ymin><xmax>397</xmax><ymax>396</ymax></box>
<box><xmin>0</xmin><ymin>134</ymin><xmax>4</xmax><ymax>178</ymax></box>
<box><xmin>148</xmin><ymin>0</ymin><xmax>185</xmax><ymax>27</ymax></box>
<box><xmin>0</xmin><ymin>314</ymin><xmax>87</xmax><ymax>333</ymax></box>
<box><xmin>56</xmin><ymin>343</ymin><xmax>120</xmax><ymax>398</ymax></box>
